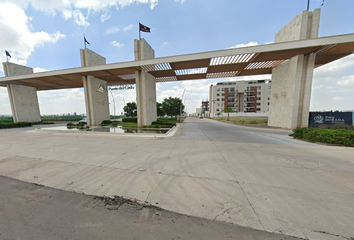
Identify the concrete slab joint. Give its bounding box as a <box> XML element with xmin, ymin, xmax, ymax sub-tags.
<box><xmin>80</xmin><ymin>48</ymin><xmax>110</xmax><ymax>126</ymax></box>
<box><xmin>2</xmin><ymin>62</ymin><xmax>41</xmax><ymax>123</ymax></box>
<box><xmin>134</xmin><ymin>38</ymin><xmax>157</xmax><ymax>127</ymax></box>
<box><xmin>268</xmin><ymin>9</ymin><xmax>320</xmax><ymax>129</ymax></box>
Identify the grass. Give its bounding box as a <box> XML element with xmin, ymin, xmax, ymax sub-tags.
<box><xmin>0</xmin><ymin>121</ymin><xmax>54</xmax><ymax>129</ymax></box>
<box><xmin>214</xmin><ymin>116</ymin><xmax>268</xmax><ymax>125</ymax></box>
<box><xmin>0</xmin><ymin>116</ymin><xmax>13</xmax><ymax>122</ymax></box>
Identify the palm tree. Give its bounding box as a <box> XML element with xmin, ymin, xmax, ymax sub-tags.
<box><xmin>223</xmin><ymin>107</ymin><xmax>233</xmax><ymax>121</ymax></box>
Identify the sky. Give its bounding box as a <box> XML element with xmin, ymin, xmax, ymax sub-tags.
<box><xmin>0</xmin><ymin>0</ymin><xmax>354</xmax><ymax>116</ymax></box>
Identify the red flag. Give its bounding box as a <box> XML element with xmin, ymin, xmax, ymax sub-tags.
<box><xmin>139</xmin><ymin>23</ymin><xmax>151</xmax><ymax>33</ymax></box>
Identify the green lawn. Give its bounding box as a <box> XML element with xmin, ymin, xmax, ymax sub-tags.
<box><xmin>213</xmin><ymin>116</ymin><xmax>268</xmax><ymax>125</ymax></box>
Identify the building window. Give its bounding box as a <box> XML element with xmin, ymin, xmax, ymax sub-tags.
<box><xmin>222</xmin><ymin>98</ymin><xmax>224</xmax><ymax>101</ymax></box>
<box><xmin>268</xmin><ymin>102</ymin><xmax>270</xmax><ymax>105</ymax></box>
<box><xmin>257</xmin><ymin>108</ymin><xmax>261</xmax><ymax>111</ymax></box>
<box><xmin>257</xmin><ymin>103</ymin><xmax>261</xmax><ymax>106</ymax></box>
<box><xmin>217</xmin><ymin>98</ymin><xmax>220</xmax><ymax>101</ymax></box>
<box><xmin>267</xmin><ymin>86</ymin><xmax>271</xmax><ymax>90</ymax></box>
<box><xmin>222</xmin><ymin>93</ymin><xmax>224</xmax><ymax>96</ymax></box>
<box><xmin>221</xmin><ymin>103</ymin><xmax>224</xmax><ymax>107</ymax></box>
<box><xmin>257</xmin><ymin>86</ymin><xmax>261</xmax><ymax>90</ymax></box>
<box><xmin>257</xmin><ymin>92</ymin><xmax>261</xmax><ymax>95</ymax></box>
<box><xmin>267</xmin><ymin>97</ymin><xmax>270</xmax><ymax>100</ymax></box>
<box><xmin>217</xmin><ymin>93</ymin><xmax>220</xmax><ymax>96</ymax></box>
<box><xmin>268</xmin><ymin>91</ymin><xmax>271</xmax><ymax>95</ymax></box>
<box><xmin>217</xmin><ymin>103</ymin><xmax>220</xmax><ymax>107</ymax></box>
<box><xmin>217</xmin><ymin>88</ymin><xmax>220</xmax><ymax>92</ymax></box>
<box><xmin>257</xmin><ymin>97</ymin><xmax>261</xmax><ymax>100</ymax></box>
<box><xmin>216</xmin><ymin>108</ymin><xmax>220</xmax><ymax>112</ymax></box>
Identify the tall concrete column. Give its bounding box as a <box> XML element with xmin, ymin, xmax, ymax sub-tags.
<box><xmin>134</xmin><ymin>38</ymin><xmax>157</xmax><ymax>127</ymax></box>
<box><xmin>268</xmin><ymin>9</ymin><xmax>320</xmax><ymax>129</ymax></box>
<box><xmin>2</xmin><ymin>62</ymin><xmax>41</xmax><ymax>123</ymax></box>
<box><xmin>80</xmin><ymin>48</ymin><xmax>110</xmax><ymax>126</ymax></box>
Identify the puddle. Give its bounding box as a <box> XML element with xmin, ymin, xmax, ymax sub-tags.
<box><xmin>40</xmin><ymin>126</ymin><xmax>170</xmax><ymax>134</ymax></box>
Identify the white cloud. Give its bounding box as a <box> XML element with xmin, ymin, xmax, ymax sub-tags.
<box><xmin>314</xmin><ymin>54</ymin><xmax>354</xmax><ymax>83</ymax></box>
<box><xmin>122</xmin><ymin>24</ymin><xmax>134</xmax><ymax>32</ymax></box>
<box><xmin>7</xmin><ymin>0</ymin><xmax>164</xmax><ymax>26</ymax></box>
<box><xmin>38</xmin><ymin>88</ymin><xmax>86</xmax><ymax>114</ymax></box>
<box><xmin>100</xmin><ymin>10</ymin><xmax>111</xmax><ymax>22</ymax></box>
<box><xmin>105</xmin><ymin>27</ymin><xmax>120</xmax><ymax>35</ymax></box>
<box><xmin>72</xmin><ymin>9</ymin><xmax>89</xmax><ymax>27</ymax></box>
<box><xmin>337</xmin><ymin>75</ymin><xmax>354</xmax><ymax>86</ymax></box>
<box><xmin>175</xmin><ymin>0</ymin><xmax>186</xmax><ymax>3</ymax></box>
<box><xmin>111</xmin><ymin>41</ymin><xmax>124</xmax><ymax>47</ymax></box>
<box><xmin>33</xmin><ymin>67</ymin><xmax>49</xmax><ymax>73</ymax></box>
<box><xmin>230</xmin><ymin>41</ymin><xmax>259</xmax><ymax>49</ymax></box>
<box><xmin>0</xmin><ymin>3</ymin><xmax>65</xmax><ymax>73</ymax></box>
<box><xmin>332</xmin><ymin>96</ymin><xmax>344</xmax><ymax>101</ymax></box>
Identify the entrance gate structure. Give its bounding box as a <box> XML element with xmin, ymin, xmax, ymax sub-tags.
<box><xmin>1</xmin><ymin>9</ymin><xmax>354</xmax><ymax>129</ymax></box>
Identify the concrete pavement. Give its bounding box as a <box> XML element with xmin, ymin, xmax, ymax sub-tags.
<box><xmin>0</xmin><ymin>117</ymin><xmax>354</xmax><ymax>239</ymax></box>
<box><xmin>1</xmin><ymin>176</ymin><xmax>302</xmax><ymax>240</ymax></box>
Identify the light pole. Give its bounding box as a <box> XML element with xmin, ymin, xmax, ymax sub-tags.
<box><xmin>212</xmin><ymin>100</ymin><xmax>216</xmax><ymax>118</ymax></box>
<box><xmin>180</xmin><ymin>88</ymin><xmax>186</xmax><ymax>122</ymax></box>
<box><xmin>111</xmin><ymin>92</ymin><xmax>116</xmax><ymax>120</ymax></box>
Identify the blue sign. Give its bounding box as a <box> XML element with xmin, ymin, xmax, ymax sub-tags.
<box><xmin>309</xmin><ymin>112</ymin><xmax>354</xmax><ymax>127</ymax></box>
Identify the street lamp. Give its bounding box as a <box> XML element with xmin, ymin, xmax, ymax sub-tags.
<box><xmin>212</xmin><ymin>100</ymin><xmax>216</xmax><ymax>118</ymax></box>
<box><xmin>180</xmin><ymin>88</ymin><xmax>186</xmax><ymax>122</ymax></box>
<box><xmin>110</xmin><ymin>92</ymin><xmax>116</xmax><ymax>120</ymax></box>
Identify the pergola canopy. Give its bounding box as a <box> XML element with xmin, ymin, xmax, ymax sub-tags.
<box><xmin>1</xmin><ymin>34</ymin><xmax>354</xmax><ymax>91</ymax></box>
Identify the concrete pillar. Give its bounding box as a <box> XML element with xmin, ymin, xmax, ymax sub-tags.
<box><xmin>134</xmin><ymin>38</ymin><xmax>157</xmax><ymax>127</ymax></box>
<box><xmin>268</xmin><ymin>9</ymin><xmax>320</xmax><ymax>129</ymax></box>
<box><xmin>2</xmin><ymin>62</ymin><xmax>41</xmax><ymax>123</ymax></box>
<box><xmin>80</xmin><ymin>48</ymin><xmax>110</xmax><ymax>126</ymax></box>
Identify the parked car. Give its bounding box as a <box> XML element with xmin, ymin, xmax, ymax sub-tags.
<box><xmin>79</xmin><ymin>118</ymin><xmax>87</xmax><ymax>124</ymax></box>
<box><xmin>199</xmin><ymin>115</ymin><xmax>203</xmax><ymax>119</ymax></box>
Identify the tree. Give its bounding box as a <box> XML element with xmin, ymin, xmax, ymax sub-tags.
<box><xmin>123</xmin><ymin>102</ymin><xmax>137</xmax><ymax>117</ymax></box>
<box><xmin>156</xmin><ymin>102</ymin><xmax>164</xmax><ymax>117</ymax></box>
<box><xmin>223</xmin><ymin>107</ymin><xmax>233</xmax><ymax>121</ymax></box>
<box><xmin>216</xmin><ymin>112</ymin><xmax>222</xmax><ymax>118</ymax></box>
<box><xmin>162</xmin><ymin>97</ymin><xmax>184</xmax><ymax>118</ymax></box>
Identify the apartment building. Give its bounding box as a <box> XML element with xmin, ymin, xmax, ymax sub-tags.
<box><xmin>209</xmin><ymin>79</ymin><xmax>271</xmax><ymax>117</ymax></box>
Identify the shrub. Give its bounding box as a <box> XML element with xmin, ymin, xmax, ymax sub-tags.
<box><xmin>122</xmin><ymin>117</ymin><xmax>137</xmax><ymax>123</ymax></box>
<box><xmin>0</xmin><ymin>122</ymin><xmax>32</xmax><ymax>129</ymax></box>
<box><xmin>101</xmin><ymin>120</ymin><xmax>112</xmax><ymax>126</ymax></box>
<box><xmin>292</xmin><ymin>128</ymin><xmax>354</xmax><ymax>147</ymax></box>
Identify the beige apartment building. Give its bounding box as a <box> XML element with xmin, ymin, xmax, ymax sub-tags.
<box><xmin>209</xmin><ymin>79</ymin><xmax>271</xmax><ymax>117</ymax></box>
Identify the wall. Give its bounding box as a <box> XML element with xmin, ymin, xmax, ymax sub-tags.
<box><xmin>268</xmin><ymin>9</ymin><xmax>320</xmax><ymax>129</ymax></box>
<box><xmin>80</xmin><ymin>48</ymin><xmax>110</xmax><ymax>126</ymax></box>
<box><xmin>3</xmin><ymin>62</ymin><xmax>41</xmax><ymax>123</ymax></box>
<box><xmin>134</xmin><ymin>38</ymin><xmax>157</xmax><ymax>126</ymax></box>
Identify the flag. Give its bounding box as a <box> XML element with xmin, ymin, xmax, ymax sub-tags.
<box><xmin>5</xmin><ymin>50</ymin><xmax>11</xmax><ymax>59</ymax></box>
<box><xmin>139</xmin><ymin>23</ymin><xmax>151</xmax><ymax>33</ymax></box>
<box><xmin>321</xmin><ymin>0</ymin><xmax>325</xmax><ymax>6</ymax></box>
<box><xmin>84</xmin><ymin>36</ymin><xmax>90</xmax><ymax>45</ymax></box>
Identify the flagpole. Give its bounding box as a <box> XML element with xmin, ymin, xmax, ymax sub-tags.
<box><xmin>307</xmin><ymin>0</ymin><xmax>310</xmax><ymax>11</ymax></box>
<box><xmin>84</xmin><ymin>34</ymin><xmax>86</xmax><ymax>49</ymax></box>
<box><xmin>139</xmin><ymin>22</ymin><xmax>141</xmax><ymax>40</ymax></box>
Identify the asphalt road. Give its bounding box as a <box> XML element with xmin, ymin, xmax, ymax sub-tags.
<box><xmin>0</xmin><ymin>176</ymin><xmax>301</xmax><ymax>240</ymax></box>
